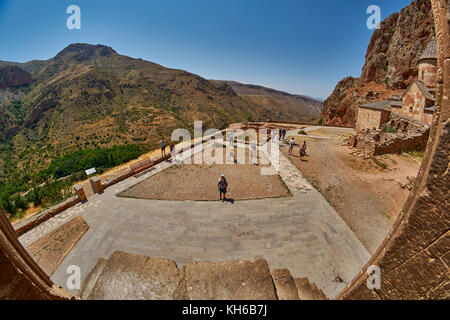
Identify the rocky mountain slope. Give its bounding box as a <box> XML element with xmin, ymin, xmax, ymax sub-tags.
<box><xmin>0</xmin><ymin>43</ymin><xmax>321</xmax><ymax>180</ymax></box>
<box><xmin>212</xmin><ymin>81</ymin><xmax>323</xmax><ymax>123</ymax></box>
<box><xmin>321</xmin><ymin>0</ymin><xmax>434</xmax><ymax>127</ymax></box>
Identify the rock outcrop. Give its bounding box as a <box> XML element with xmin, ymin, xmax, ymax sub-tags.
<box><xmin>0</xmin><ymin>66</ymin><xmax>32</xmax><ymax>89</ymax></box>
<box><xmin>322</xmin><ymin>0</ymin><xmax>434</xmax><ymax>127</ymax></box>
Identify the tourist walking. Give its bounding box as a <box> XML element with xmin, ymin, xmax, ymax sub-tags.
<box><xmin>218</xmin><ymin>174</ymin><xmax>228</xmax><ymax>202</ymax></box>
<box><xmin>170</xmin><ymin>143</ymin><xmax>175</xmax><ymax>162</ymax></box>
<box><xmin>228</xmin><ymin>130</ymin><xmax>235</xmax><ymax>147</ymax></box>
<box><xmin>288</xmin><ymin>138</ymin><xmax>295</xmax><ymax>155</ymax></box>
<box><xmin>282</xmin><ymin>127</ymin><xmax>287</xmax><ymax>140</ymax></box>
<box><xmin>278</xmin><ymin>128</ymin><xmax>282</xmax><ymax>141</ymax></box>
<box><xmin>228</xmin><ymin>148</ymin><xmax>236</xmax><ymax>163</ymax></box>
<box><xmin>299</xmin><ymin>141</ymin><xmax>307</xmax><ymax>161</ymax></box>
<box><xmin>250</xmin><ymin>142</ymin><xmax>257</xmax><ymax>164</ymax></box>
<box><xmin>159</xmin><ymin>139</ymin><xmax>166</xmax><ymax>157</ymax></box>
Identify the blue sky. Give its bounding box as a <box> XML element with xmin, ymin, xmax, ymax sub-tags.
<box><xmin>0</xmin><ymin>0</ymin><xmax>413</xmax><ymax>99</ymax></box>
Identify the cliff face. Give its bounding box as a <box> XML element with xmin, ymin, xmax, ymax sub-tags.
<box><xmin>0</xmin><ymin>66</ymin><xmax>32</xmax><ymax>89</ymax></box>
<box><xmin>322</xmin><ymin>0</ymin><xmax>434</xmax><ymax>127</ymax></box>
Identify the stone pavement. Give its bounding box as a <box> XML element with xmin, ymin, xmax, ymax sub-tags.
<box><xmin>20</xmin><ymin>132</ymin><xmax>370</xmax><ymax>299</ymax></box>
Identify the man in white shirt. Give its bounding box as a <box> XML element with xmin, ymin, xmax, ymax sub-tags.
<box><xmin>288</xmin><ymin>138</ymin><xmax>295</xmax><ymax>155</ymax></box>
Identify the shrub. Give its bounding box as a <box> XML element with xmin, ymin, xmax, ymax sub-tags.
<box><xmin>382</xmin><ymin>125</ymin><xmax>397</xmax><ymax>134</ymax></box>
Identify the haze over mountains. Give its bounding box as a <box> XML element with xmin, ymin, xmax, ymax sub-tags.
<box><xmin>0</xmin><ymin>43</ymin><xmax>322</xmax><ymax>179</ymax></box>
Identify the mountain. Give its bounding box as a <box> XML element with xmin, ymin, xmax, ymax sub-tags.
<box><xmin>321</xmin><ymin>0</ymin><xmax>434</xmax><ymax>127</ymax></box>
<box><xmin>212</xmin><ymin>81</ymin><xmax>323</xmax><ymax>123</ymax></box>
<box><xmin>0</xmin><ymin>43</ymin><xmax>320</xmax><ymax>180</ymax></box>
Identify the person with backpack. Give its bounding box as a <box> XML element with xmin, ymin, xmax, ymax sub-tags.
<box><xmin>218</xmin><ymin>174</ymin><xmax>228</xmax><ymax>202</ymax></box>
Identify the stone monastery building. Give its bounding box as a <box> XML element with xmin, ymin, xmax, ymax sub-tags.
<box><xmin>356</xmin><ymin>38</ymin><xmax>437</xmax><ymax>132</ymax></box>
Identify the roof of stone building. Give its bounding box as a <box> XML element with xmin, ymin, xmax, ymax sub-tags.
<box><xmin>359</xmin><ymin>100</ymin><xmax>392</xmax><ymax>111</ymax></box>
<box><xmin>390</xmin><ymin>100</ymin><xmax>403</xmax><ymax>108</ymax></box>
<box><xmin>388</xmin><ymin>94</ymin><xmax>403</xmax><ymax>101</ymax></box>
<box><xmin>415</xmin><ymin>80</ymin><xmax>435</xmax><ymax>101</ymax></box>
<box><xmin>418</xmin><ymin>37</ymin><xmax>437</xmax><ymax>62</ymax></box>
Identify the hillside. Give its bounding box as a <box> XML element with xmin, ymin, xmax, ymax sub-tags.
<box><xmin>321</xmin><ymin>0</ymin><xmax>434</xmax><ymax>127</ymax></box>
<box><xmin>212</xmin><ymin>80</ymin><xmax>323</xmax><ymax>123</ymax></box>
<box><xmin>0</xmin><ymin>43</ymin><xmax>320</xmax><ymax>184</ymax></box>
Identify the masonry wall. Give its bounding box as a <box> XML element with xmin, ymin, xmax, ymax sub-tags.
<box><xmin>399</xmin><ymin>82</ymin><xmax>434</xmax><ymax>125</ymax></box>
<box><xmin>356</xmin><ymin>108</ymin><xmax>389</xmax><ymax>132</ymax></box>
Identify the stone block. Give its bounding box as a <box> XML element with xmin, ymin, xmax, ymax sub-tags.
<box><xmin>89</xmin><ymin>177</ymin><xmax>103</xmax><ymax>194</ymax></box>
<box><xmin>74</xmin><ymin>185</ymin><xmax>87</xmax><ymax>202</ymax></box>
<box><xmin>184</xmin><ymin>259</ymin><xmax>277</xmax><ymax>300</ymax></box>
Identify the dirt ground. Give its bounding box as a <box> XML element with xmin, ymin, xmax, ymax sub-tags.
<box><xmin>118</xmin><ymin>147</ymin><xmax>292</xmax><ymax>201</ymax></box>
<box><xmin>282</xmin><ymin>129</ymin><xmax>421</xmax><ymax>254</ymax></box>
<box><xmin>26</xmin><ymin>216</ymin><xmax>89</xmax><ymax>276</ymax></box>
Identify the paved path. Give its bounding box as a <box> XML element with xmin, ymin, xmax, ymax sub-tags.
<box><xmin>20</xmin><ymin>135</ymin><xmax>370</xmax><ymax>299</ymax></box>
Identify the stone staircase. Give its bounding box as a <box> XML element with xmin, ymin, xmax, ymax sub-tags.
<box><xmin>79</xmin><ymin>251</ymin><xmax>327</xmax><ymax>300</ymax></box>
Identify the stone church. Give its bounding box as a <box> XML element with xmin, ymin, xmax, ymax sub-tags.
<box><xmin>356</xmin><ymin>38</ymin><xmax>436</xmax><ymax>132</ymax></box>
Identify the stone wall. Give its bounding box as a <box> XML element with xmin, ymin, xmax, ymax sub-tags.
<box><xmin>352</xmin><ymin>113</ymin><xmax>430</xmax><ymax>156</ymax></box>
<box><xmin>356</xmin><ymin>107</ymin><xmax>390</xmax><ymax>132</ymax></box>
<box><xmin>400</xmin><ymin>81</ymin><xmax>434</xmax><ymax>125</ymax></box>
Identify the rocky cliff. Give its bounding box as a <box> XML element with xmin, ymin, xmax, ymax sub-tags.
<box><xmin>321</xmin><ymin>0</ymin><xmax>434</xmax><ymax>127</ymax></box>
<box><xmin>0</xmin><ymin>66</ymin><xmax>32</xmax><ymax>89</ymax></box>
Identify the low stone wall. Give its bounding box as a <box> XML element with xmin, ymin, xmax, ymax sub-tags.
<box><xmin>350</xmin><ymin>114</ymin><xmax>430</xmax><ymax>156</ymax></box>
<box><xmin>14</xmin><ymin>197</ymin><xmax>81</xmax><ymax>237</ymax></box>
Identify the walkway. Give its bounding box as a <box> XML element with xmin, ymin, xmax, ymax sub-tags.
<box><xmin>20</xmin><ymin>135</ymin><xmax>370</xmax><ymax>299</ymax></box>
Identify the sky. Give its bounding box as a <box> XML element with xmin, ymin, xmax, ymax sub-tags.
<box><xmin>0</xmin><ymin>0</ymin><xmax>413</xmax><ymax>100</ymax></box>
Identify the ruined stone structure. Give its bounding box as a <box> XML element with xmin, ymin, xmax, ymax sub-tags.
<box><xmin>357</xmin><ymin>37</ymin><xmax>438</xmax><ymax>131</ymax></box>
<box><xmin>352</xmin><ymin>114</ymin><xmax>431</xmax><ymax>156</ymax></box>
<box><xmin>0</xmin><ymin>0</ymin><xmax>448</xmax><ymax>300</ymax></box>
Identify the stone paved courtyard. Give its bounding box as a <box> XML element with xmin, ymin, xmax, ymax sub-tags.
<box><xmin>19</xmin><ymin>136</ymin><xmax>371</xmax><ymax>299</ymax></box>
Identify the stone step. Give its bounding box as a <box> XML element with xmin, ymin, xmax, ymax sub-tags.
<box><xmin>85</xmin><ymin>251</ymin><xmax>186</xmax><ymax>300</ymax></box>
<box><xmin>81</xmin><ymin>251</ymin><xmax>322</xmax><ymax>300</ymax></box>
<box><xmin>271</xmin><ymin>269</ymin><xmax>300</xmax><ymax>300</ymax></box>
<box><xmin>294</xmin><ymin>278</ymin><xmax>328</xmax><ymax>300</ymax></box>
<box><xmin>183</xmin><ymin>259</ymin><xmax>277</xmax><ymax>300</ymax></box>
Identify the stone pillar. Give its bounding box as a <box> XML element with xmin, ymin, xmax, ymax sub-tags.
<box><xmin>74</xmin><ymin>185</ymin><xmax>87</xmax><ymax>202</ymax></box>
<box><xmin>89</xmin><ymin>177</ymin><xmax>103</xmax><ymax>194</ymax></box>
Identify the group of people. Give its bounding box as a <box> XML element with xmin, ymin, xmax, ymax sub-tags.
<box><xmin>278</xmin><ymin>127</ymin><xmax>287</xmax><ymax>141</ymax></box>
<box><xmin>159</xmin><ymin>139</ymin><xmax>175</xmax><ymax>158</ymax></box>
<box><xmin>288</xmin><ymin>138</ymin><xmax>307</xmax><ymax>160</ymax></box>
